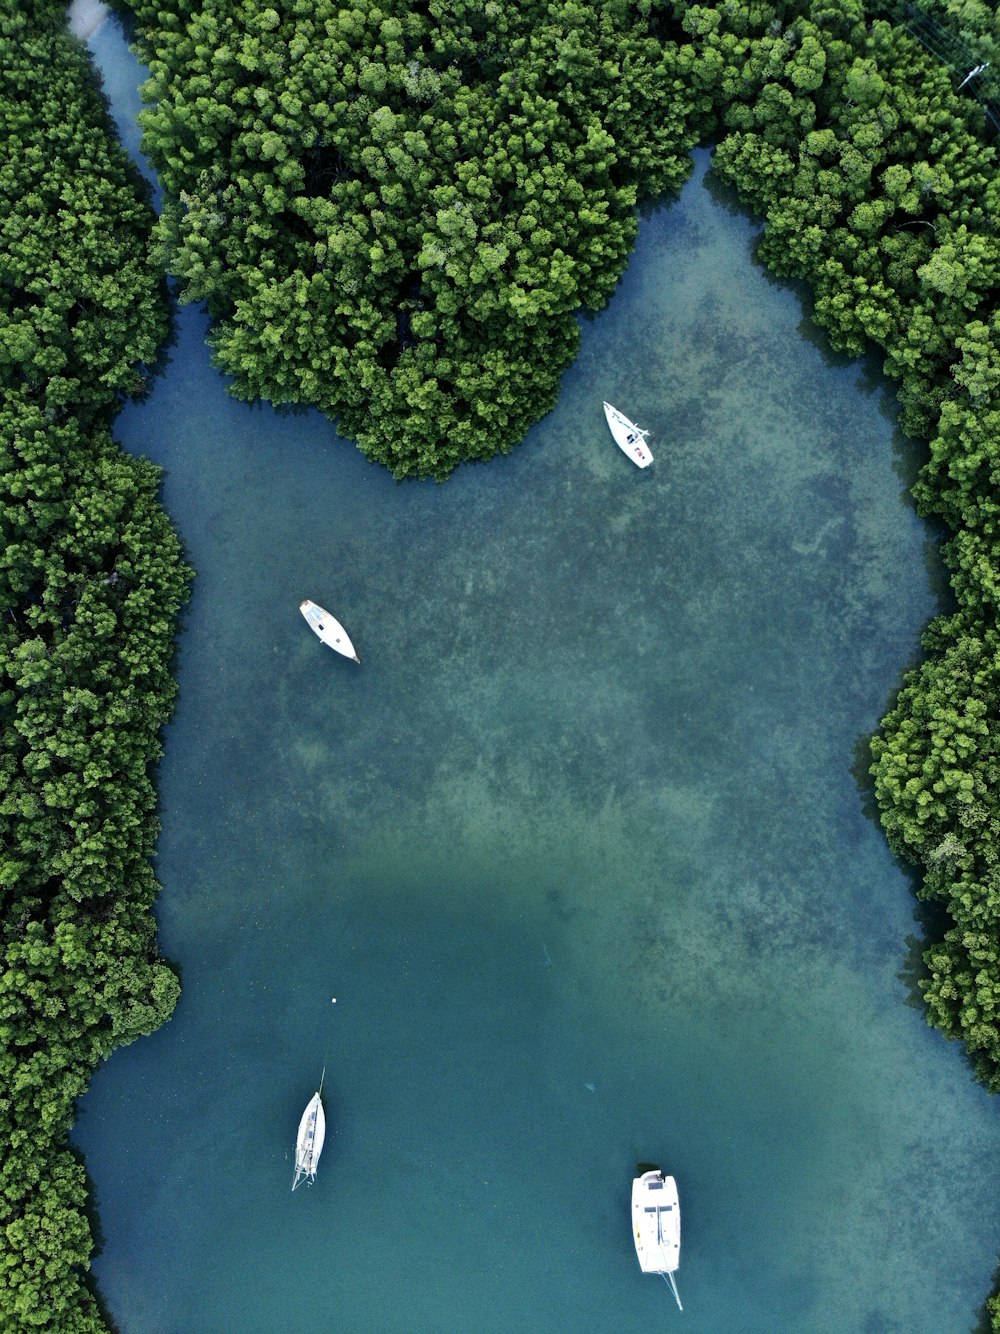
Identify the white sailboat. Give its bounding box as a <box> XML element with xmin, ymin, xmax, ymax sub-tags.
<box><xmin>603</xmin><ymin>401</ymin><xmax>653</xmax><ymax>468</ymax></box>
<box><xmin>300</xmin><ymin>599</ymin><xmax>360</xmax><ymax>663</ymax></box>
<box><xmin>292</xmin><ymin>1074</ymin><xmax>327</xmax><ymax>1191</ymax></box>
<box><xmin>631</xmin><ymin>1167</ymin><xmax>682</xmax><ymax>1311</ymax></box>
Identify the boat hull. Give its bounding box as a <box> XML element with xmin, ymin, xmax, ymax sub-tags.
<box><xmin>631</xmin><ymin>1168</ymin><xmax>680</xmax><ymax>1275</ymax></box>
<box><xmin>603</xmin><ymin>401</ymin><xmax>653</xmax><ymax>467</ymax></box>
<box><xmin>300</xmin><ymin>599</ymin><xmax>359</xmax><ymax>662</ymax></box>
<box><xmin>292</xmin><ymin>1092</ymin><xmax>326</xmax><ymax>1190</ymax></box>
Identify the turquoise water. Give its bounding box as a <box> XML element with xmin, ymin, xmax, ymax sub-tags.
<box><xmin>72</xmin><ymin>18</ymin><xmax>1000</xmax><ymax>1333</ymax></box>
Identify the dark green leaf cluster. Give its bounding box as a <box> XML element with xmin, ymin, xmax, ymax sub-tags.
<box><xmin>0</xmin><ymin>404</ymin><xmax>189</xmax><ymax>1330</ymax></box>
<box><xmin>0</xmin><ymin>5</ymin><xmax>189</xmax><ymax>1328</ymax></box>
<box><xmin>118</xmin><ymin>0</ymin><xmax>709</xmax><ymax>478</ymax></box>
<box><xmin>871</xmin><ymin>615</ymin><xmax>1000</xmax><ymax>1087</ymax></box>
<box><xmin>702</xmin><ymin>4</ymin><xmax>998</xmax><ymax>437</ymax></box>
<box><xmin>0</xmin><ymin>5</ymin><xmax>168</xmax><ymax>419</ymax></box>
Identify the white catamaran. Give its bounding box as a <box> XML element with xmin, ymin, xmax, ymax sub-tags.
<box><xmin>292</xmin><ymin>1073</ymin><xmax>327</xmax><ymax>1191</ymax></box>
<box><xmin>631</xmin><ymin>1167</ymin><xmax>682</xmax><ymax>1311</ymax></box>
<box><xmin>603</xmin><ymin>401</ymin><xmax>653</xmax><ymax>468</ymax></box>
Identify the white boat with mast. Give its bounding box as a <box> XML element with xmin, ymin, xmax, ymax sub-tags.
<box><xmin>292</xmin><ymin>1070</ymin><xmax>326</xmax><ymax>1191</ymax></box>
<box><xmin>603</xmin><ymin>401</ymin><xmax>653</xmax><ymax>468</ymax></box>
<box><xmin>631</xmin><ymin>1167</ymin><xmax>682</xmax><ymax>1311</ymax></box>
<box><xmin>300</xmin><ymin>599</ymin><xmax>360</xmax><ymax>663</ymax></box>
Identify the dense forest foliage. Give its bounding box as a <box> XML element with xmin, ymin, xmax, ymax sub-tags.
<box><xmin>116</xmin><ymin>0</ymin><xmax>711</xmax><ymax>479</ymax></box>
<box><xmin>0</xmin><ymin>1</ymin><xmax>189</xmax><ymax>1327</ymax></box>
<box><xmin>5</xmin><ymin>0</ymin><xmax>1000</xmax><ymax>1325</ymax></box>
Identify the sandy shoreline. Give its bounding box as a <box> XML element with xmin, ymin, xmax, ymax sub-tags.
<box><xmin>67</xmin><ymin>0</ymin><xmax>110</xmax><ymax>40</ymax></box>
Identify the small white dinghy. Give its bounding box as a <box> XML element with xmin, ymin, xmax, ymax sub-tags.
<box><xmin>632</xmin><ymin>1167</ymin><xmax>682</xmax><ymax>1311</ymax></box>
<box><xmin>292</xmin><ymin>1075</ymin><xmax>326</xmax><ymax>1191</ymax></box>
<box><xmin>300</xmin><ymin>599</ymin><xmax>359</xmax><ymax>663</ymax></box>
<box><xmin>604</xmin><ymin>401</ymin><xmax>653</xmax><ymax>467</ymax></box>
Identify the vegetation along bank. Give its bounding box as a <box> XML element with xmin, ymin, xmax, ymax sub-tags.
<box><xmin>4</xmin><ymin>0</ymin><xmax>1000</xmax><ymax>1325</ymax></box>
<box><xmin>0</xmin><ymin>1</ymin><xmax>189</xmax><ymax>1327</ymax></box>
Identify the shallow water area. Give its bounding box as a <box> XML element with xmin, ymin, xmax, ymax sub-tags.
<box><xmin>67</xmin><ymin>0</ymin><xmax>109</xmax><ymax>41</ymax></box>
<box><xmin>72</xmin><ymin>19</ymin><xmax>1000</xmax><ymax>1334</ymax></box>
